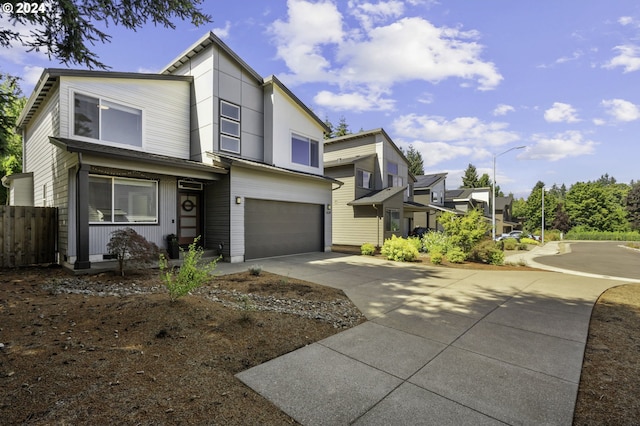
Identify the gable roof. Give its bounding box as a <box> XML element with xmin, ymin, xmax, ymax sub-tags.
<box><xmin>17</xmin><ymin>69</ymin><xmax>192</xmax><ymax>129</ymax></box>
<box><xmin>161</xmin><ymin>32</ymin><xmax>328</xmax><ymax>133</ymax></box>
<box><xmin>414</xmin><ymin>173</ymin><xmax>447</xmax><ymax>189</ymax></box>
<box><xmin>495</xmin><ymin>196</ymin><xmax>514</xmax><ymax>211</ymax></box>
<box><xmin>161</xmin><ymin>31</ymin><xmax>263</xmax><ymax>82</ymax></box>
<box><xmin>325</xmin><ymin>128</ymin><xmax>412</xmax><ymax>171</ymax></box>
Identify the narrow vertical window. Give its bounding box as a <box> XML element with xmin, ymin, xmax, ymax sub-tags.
<box><xmin>220</xmin><ymin>100</ymin><xmax>240</xmax><ymax>153</ymax></box>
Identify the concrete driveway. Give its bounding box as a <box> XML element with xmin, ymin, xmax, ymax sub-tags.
<box><xmin>221</xmin><ymin>252</ymin><xmax>624</xmax><ymax>425</ymax></box>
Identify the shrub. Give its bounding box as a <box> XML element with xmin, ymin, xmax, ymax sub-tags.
<box><xmin>380</xmin><ymin>235</ymin><xmax>419</xmax><ymax>262</ymax></box>
<box><xmin>520</xmin><ymin>237</ymin><xmax>539</xmax><ymax>245</ymax></box>
<box><xmin>446</xmin><ymin>247</ymin><xmax>466</xmax><ymax>263</ymax></box>
<box><xmin>361</xmin><ymin>242</ymin><xmax>376</xmax><ymax>256</ymax></box>
<box><xmin>468</xmin><ymin>240</ymin><xmax>504</xmax><ymax>265</ymax></box>
<box><xmin>107</xmin><ymin>228</ymin><xmax>160</xmax><ymax>276</ymax></box>
<box><xmin>408</xmin><ymin>237</ymin><xmax>422</xmax><ymax>253</ymax></box>
<box><xmin>248</xmin><ymin>265</ymin><xmax>263</xmax><ymax>276</ymax></box>
<box><xmin>439</xmin><ymin>210</ymin><xmax>490</xmax><ymax>254</ymax></box>
<box><xmin>502</xmin><ymin>238</ymin><xmax>518</xmax><ymax>250</ymax></box>
<box><xmin>517</xmin><ymin>243</ymin><xmax>528</xmax><ymax>251</ymax></box>
<box><xmin>159</xmin><ymin>236</ymin><xmax>219</xmax><ymax>302</ymax></box>
<box><xmin>430</xmin><ymin>250</ymin><xmax>444</xmax><ymax>265</ymax></box>
<box><xmin>421</xmin><ymin>231</ymin><xmax>453</xmax><ymax>254</ymax></box>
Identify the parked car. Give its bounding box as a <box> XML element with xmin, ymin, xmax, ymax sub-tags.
<box><xmin>409</xmin><ymin>227</ymin><xmax>428</xmax><ymax>238</ymax></box>
<box><xmin>496</xmin><ymin>230</ymin><xmax>523</xmax><ymax>241</ymax></box>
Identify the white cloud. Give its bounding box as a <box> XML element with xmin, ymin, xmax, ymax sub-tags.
<box><xmin>22</xmin><ymin>65</ymin><xmax>44</xmax><ymax>86</ymax></box>
<box><xmin>618</xmin><ymin>16</ymin><xmax>637</xmax><ymax>26</ymax></box>
<box><xmin>392</xmin><ymin>113</ymin><xmax>519</xmax><ymax>148</ymax></box>
<box><xmin>269</xmin><ymin>1</ymin><xmax>502</xmax><ymax>111</ymax></box>
<box><xmin>348</xmin><ymin>0</ymin><xmax>404</xmax><ymax>31</ymax></box>
<box><xmin>602</xmin><ymin>98</ymin><xmax>640</xmax><ymax>122</ymax></box>
<box><xmin>314</xmin><ymin>90</ymin><xmax>395</xmax><ymax>112</ymax></box>
<box><xmin>604</xmin><ymin>45</ymin><xmax>640</xmax><ymax>73</ymax></box>
<box><xmin>398</xmin><ymin>140</ymin><xmax>473</xmax><ymax>167</ymax></box>
<box><xmin>544</xmin><ymin>102</ymin><xmax>580</xmax><ymax>123</ymax></box>
<box><xmin>493</xmin><ymin>104</ymin><xmax>514</xmax><ymax>116</ymax></box>
<box><xmin>593</xmin><ymin>118</ymin><xmax>606</xmax><ymax>126</ymax></box>
<box><xmin>213</xmin><ymin>21</ymin><xmax>232</xmax><ymax>38</ymax></box>
<box><xmin>526</xmin><ymin>131</ymin><xmax>597</xmax><ymax>162</ymax></box>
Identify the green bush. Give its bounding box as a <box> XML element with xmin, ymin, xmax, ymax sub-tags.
<box><xmin>517</xmin><ymin>243</ymin><xmax>528</xmax><ymax>250</ymax></box>
<box><xmin>361</xmin><ymin>242</ymin><xmax>376</xmax><ymax>256</ymax></box>
<box><xmin>544</xmin><ymin>229</ymin><xmax>562</xmax><ymax>241</ymax></box>
<box><xmin>519</xmin><ymin>237</ymin><xmax>539</xmax><ymax>245</ymax></box>
<box><xmin>502</xmin><ymin>238</ymin><xmax>518</xmax><ymax>250</ymax></box>
<box><xmin>421</xmin><ymin>231</ymin><xmax>453</xmax><ymax>254</ymax></box>
<box><xmin>446</xmin><ymin>247</ymin><xmax>466</xmax><ymax>263</ymax></box>
<box><xmin>439</xmin><ymin>210</ymin><xmax>490</xmax><ymax>254</ymax></box>
<box><xmin>429</xmin><ymin>248</ymin><xmax>444</xmax><ymax>265</ymax></box>
<box><xmin>381</xmin><ymin>235</ymin><xmax>419</xmax><ymax>262</ymax></box>
<box><xmin>565</xmin><ymin>229</ymin><xmax>640</xmax><ymax>241</ymax></box>
<box><xmin>248</xmin><ymin>265</ymin><xmax>263</xmax><ymax>276</ymax></box>
<box><xmin>159</xmin><ymin>236</ymin><xmax>219</xmax><ymax>302</ymax></box>
<box><xmin>468</xmin><ymin>240</ymin><xmax>504</xmax><ymax>265</ymax></box>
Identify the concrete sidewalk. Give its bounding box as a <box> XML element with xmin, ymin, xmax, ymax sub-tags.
<box><xmin>230</xmin><ymin>252</ymin><xmax>623</xmax><ymax>425</ymax></box>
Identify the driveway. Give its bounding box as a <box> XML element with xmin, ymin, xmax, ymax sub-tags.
<box><xmin>224</xmin><ymin>252</ymin><xmax>624</xmax><ymax>425</ymax></box>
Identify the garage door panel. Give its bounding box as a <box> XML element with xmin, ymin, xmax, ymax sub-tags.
<box><xmin>245</xmin><ymin>199</ymin><xmax>323</xmax><ymax>260</ymax></box>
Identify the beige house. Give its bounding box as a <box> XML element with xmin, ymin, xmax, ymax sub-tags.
<box><xmin>324</xmin><ymin>129</ymin><xmax>428</xmax><ymax>247</ymax></box>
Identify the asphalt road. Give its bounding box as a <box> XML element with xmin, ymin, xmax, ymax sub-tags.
<box><xmin>535</xmin><ymin>241</ymin><xmax>640</xmax><ymax>281</ymax></box>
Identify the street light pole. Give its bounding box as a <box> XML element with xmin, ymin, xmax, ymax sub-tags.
<box><xmin>541</xmin><ymin>185</ymin><xmax>545</xmax><ymax>244</ymax></box>
<box><xmin>492</xmin><ymin>145</ymin><xmax>526</xmax><ymax>241</ymax></box>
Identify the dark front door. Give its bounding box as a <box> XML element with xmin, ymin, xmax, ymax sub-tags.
<box><xmin>178</xmin><ymin>191</ymin><xmax>201</xmax><ymax>245</ymax></box>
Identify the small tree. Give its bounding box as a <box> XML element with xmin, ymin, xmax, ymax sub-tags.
<box><xmin>439</xmin><ymin>209</ymin><xmax>490</xmax><ymax>254</ymax></box>
<box><xmin>107</xmin><ymin>228</ymin><xmax>160</xmax><ymax>276</ymax></box>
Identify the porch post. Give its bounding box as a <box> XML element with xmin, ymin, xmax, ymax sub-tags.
<box><xmin>74</xmin><ymin>162</ymin><xmax>91</xmax><ymax>269</ymax></box>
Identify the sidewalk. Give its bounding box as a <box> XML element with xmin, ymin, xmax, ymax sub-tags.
<box><xmin>234</xmin><ymin>251</ymin><xmax>622</xmax><ymax>425</ymax></box>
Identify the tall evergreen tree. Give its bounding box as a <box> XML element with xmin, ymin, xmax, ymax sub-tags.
<box><xmin>1</xmin><ymin>0</ymin><xmax>211</xmax><ymax>69</ymax></box>
<box><xmin>335</xmin><ymin>116</ymin><xmax>350</xmax><ymax>137</ymax></box>
<box><xmin>461</xmin><ymin>164</ymin><xmax>479</xmax><ymax>188</ymax></box>
<box><xmin>405</xmin><ymin>145</ymin><xmax>424</xmax><ymax>176</ymax></box>
<box><xmin>551</xmin><ymin>203</ymin><xmax>571</xmax><ymax>233</ymax></box>
<box><xmin>626</xmin><ymin>181</ymin><xmax>640</xmax><ymax>231</ymax></box>
<box><xmin>1</xmin><ymin>73</ymin><xmax>26</xmax><ymax>204</ymax></box>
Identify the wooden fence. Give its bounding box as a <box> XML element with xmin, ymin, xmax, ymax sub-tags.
<box><xmin>0</xmin><ymin>206</ymin><xmax>58</xmax><ymax>268</ymax></box>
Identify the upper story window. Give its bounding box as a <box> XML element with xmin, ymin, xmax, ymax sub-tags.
<box><xmin>74</xmin><ymin>93</ymin><xmax>142</xmax><ymax>147</ymax></box>
<box><xmin>292</xmin><ymin>133</ymin><xmax>319</xmax><ymax>167</ymax></box>
<box><xmin>88</xmin><ymin>175</ymin><xmax>158</xmax><ymax>224</ymax></box>
<box><xmin>356</xmin><ymin>169</ymin><xmax>373</xmax><ymax>189</ymax></box>
<box><xmin>387</xmin><ymin>161</ymin><xmax>403</xmax><ymax>187</ymax></box>
<box><xmin>220</xmin><ymin>100</ymin><xmax>240</xmax><ymax>154</ymax></box>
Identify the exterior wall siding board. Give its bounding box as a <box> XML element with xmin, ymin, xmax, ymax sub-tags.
<box><xmin>324</xmin><ymin>137</ymin><xmax>376</xmax><ymax>163</ymax></box>
<box><xmin>59</xmin><ymin>77</ymin><xmax>191</xmax><ymax>159</ymax></box>
<box><xmin>204</xmin><ymin>175</ymin><xmax>230</xmax><ymax>257</ymax></box>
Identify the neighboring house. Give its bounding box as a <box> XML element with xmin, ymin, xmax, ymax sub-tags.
<box><xmin>494</xmin><ymin>195</ymin><xmax>520</xmax><ymax>234</ymax></box>
<box><xmin>412</xmin><ymin>172</ymin><xmax>451</xmax><ymax>231</ymax></box>
<box><xmin>444</xmin><ymin>187</ymin><xmax>492</xmax><ymax>216</ymax></box>
<box><xmin>9</xmin><ymin>32</ymin><xmax>336</xmax><ymax>269</ymax></box>
<box><xmin>323</xmin><ymin>128</ymin><xmax>427</xmax><ymax>247</ymax></box>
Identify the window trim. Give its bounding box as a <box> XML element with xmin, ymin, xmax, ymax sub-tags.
<box><xmin>291</xmin><ymin>133</ymin><xmax>320</xmax><ymax>167</ymax></box>
<box><xmin>356</xmin><ymin>169</ymin><xmax>373</xmax><ymax>189</ymax></box>
<box><xmin>88</xmin><ymin>175</ymin><xmax>159</xmax><ymax>225</ymax></box>
<box><xmin>219</xmin><ymin>100</ymin><xmax>240</xmax><ymax>154</ymax></box>
<box><xmin>71</xmin><ymin>91</ymin><xmax>143</xmax><ymax>148</ymax></box>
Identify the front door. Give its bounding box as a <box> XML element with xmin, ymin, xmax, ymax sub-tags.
<box><xmin>178</xmin><ymin>191</ymin><xmax>201</xmax><ymax>246</ymax></box>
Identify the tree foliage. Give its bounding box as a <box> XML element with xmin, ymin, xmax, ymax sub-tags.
<box><xmin>405</xmin><ymin>145</ymin><xmax>424</xmax><ymax>176</ymax></box>
<box><xmin>522</xmin><ymin>182</ymin><xmax>559</xmax><ymax>232</ymax></box>
<box><xmin>461</xmin><ymin>163</ymin><xmax>479</xmax><ymax>188</ymax></box>
<box><xmin>1</xmin><ymin>73</ymin><xmax>26</xmax><ymax>204</ymax></box>
<box><xmin>323</xmin><ymin>115</ymin><xmax>352</xmax><ymax>139</ymax></box>
<box><xmin>439</xmin><ymin>209</ymin><xmax>489</xmax><ymax>254</ymax></box>
<box><xmin>565</xmin><ymin>181</ymin><xmax>629</xmax><ymax>232</ymax></box>
<box><xmin>551</xmin><ymin>202</ymin><xmax>571</xmax><ymax>233</ymax></box>
<box><xmin>626</xmin><ymin>182</ymin><xmax>640</xmax><ymax>231</ymax></box>
<box><xmin>1</xmin><ymin>0</ymin><xmax>211</xmax><ymax>69</ymax></box>
<box><xmin>107</xmin><ymin>228</ymin><xmax>160</xmax><ymax>276</ymax></box>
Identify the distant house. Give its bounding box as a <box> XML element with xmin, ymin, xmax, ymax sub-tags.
<box><xmin>494</xmin><ymin>195</ymin><xmax>520</xmax><ymax>234</ymax></box>
<box><xmin>8</xmin><ymin>32</ymin><xmax>337</xmax><ymax>269</ymax></box>
<box><xmin>323</xmin><ymin>128</ymin><xmax>428</xmax><ymax>247</ymax></box>
<box><xmin>412</xmin><ymin>172</ymin><xmax>452</xmax><ymax>231</ymax></box>
<box><xmin>444</xmin><ymin>187</ymin><xmax>492</xmax><ymax>216</ymax></box>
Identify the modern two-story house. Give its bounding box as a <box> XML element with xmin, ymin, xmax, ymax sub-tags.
<box><xmin>10</xmin><ymin>32</ymin><xmax>337</xmax><ymax>269</ymax></box>
<box><xmin>323</xmin><ymin>128</ymin><xmax>427</xmax><ymax>247</ymax></box>
<box><xmin>412</xmin><ymin>172</ymin><xmax>451</xmax><ymax>231</ymax></box>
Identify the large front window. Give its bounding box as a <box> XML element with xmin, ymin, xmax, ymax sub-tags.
<box><xmin>89</xmin><ymin>176</ymin><xmax>158</xmax><ymax>224</ymax></box>
<box><xmin>220</xmin><ymin>100</ymin><xmax>240</xmax><ymax>153</ymax></box>
<box><xmin>292</xmin><ymin>133</ymin><xmax>319</xmax><ymax>167</ymax></box>
<box><xmin>74</xmin><ymin>93</ymin><xmax>142</xmax><ymax>147</ymax></box>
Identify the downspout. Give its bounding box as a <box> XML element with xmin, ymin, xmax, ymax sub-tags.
<box><xmin>373</xmin><ymin>203</ymin><xmax>380</xmax><ymax>248</ymax></box>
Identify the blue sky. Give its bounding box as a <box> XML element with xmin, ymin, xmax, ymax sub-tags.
<box><xmin>2</xmin><ymin>0</ymin><xmax>640</xmax><ymax>198</ymax></box>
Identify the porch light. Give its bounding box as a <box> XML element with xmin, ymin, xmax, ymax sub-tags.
<box><xmin>236</xmin><ymin>196</ymin><xmax>242</xmax><ymax>204</ymax></box>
